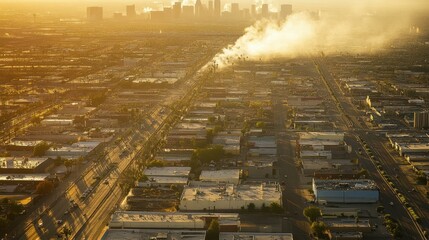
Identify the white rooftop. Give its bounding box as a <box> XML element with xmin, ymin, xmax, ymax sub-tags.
<box><xmin>301</xmin><ymin>159</ymin><xmax>332</xmax><ymax>170</ymax></box>
<box><xmin>200</xmin><ymin>169</ymin><xmax>240</xmax><ymax>182</ymax></box>
<box><xmin>101</xmin><ymin>229</ymin><xmax>206</xmax><ymax>240</ymax></box>
<box><xmin>110</xmin><ymin>211</ymin><xmax>239</xmax><ymax>226</ymax></box>
<box><xmin>0</xmin><ymin>157</ymin><xmax>50</xmax><ymax>169</ymax></box>
<box><xmin>299</xmin><ymin>132</ymin><xmax>344</xmax><ymax>142</ymax></box>
<box><xmin>0</xmin><ymin>173</ymin><xmax>49</xmax><ymax>182</ymax></box>
<box><xmin>143</xmin><ymin>176</ymin><xmax>188</xmax><ymax>185</ymax></box>
<box><xmin>181</xmin><ymin>183</ymin><xmax>281</xmax><ymax>202</ymax></box>
<box><xmin>220</xmin><ymin>232</ymin><xmax>293</xmax><ymax>240</ymax></box>
<box><xmin>144</xmin><ymin>167</ymin><xmax>191</xmax><ymax>177</ymax></box>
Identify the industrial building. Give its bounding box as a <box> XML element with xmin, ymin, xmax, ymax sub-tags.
<box><xmin>220</xmin><ymin>232</ymin><xmax>294</xmax><ymax>240</ymax></box>
<box><xmin>137</xmin><ymin>167</ymin><xmax>190</xmax><ymax>187</ymax></box>
<box><xmin>312</xmin><ymin>179</ymin><xmax>379</xmax><ymax>203</ymax></box>
<box><xmin>299</xmin><ymin>132</ymin><xmax>345</xmax><ymax>143</ymax></box>
<box><xmin>179</xmin><ymin>182</ymin><xmax>282</xmax><ymax>211</ymax></box>
<box><xmin>397</xmin><ymin>143</ymin><xmax>429</xmax><ymax>156</ymax></box>
<box><xmin>0</xmin><ymin>173</ymin><xmax>50</xmax><ymax>189</ymax></box>
<box><xmin>109</xmin><ymin>211</ymin><xmax>240</xmax><ymax>231</ymax></box>
<box><xmin>0</xmin><ymin>157</ymin><xmax>54</xmax><ymax>174</ymax></box>
<box><xmin>324</xmin><ymin>219</ymin><xmax>372</xmax><ymax>232</ymax></box>
<box><xmin>200</xmin><ymin>169</ymin><xmax>240</xmax><ymax>184</ymax></box>
<box><xmin>101</xmin><ymin>229</ymin><xmax>206</xmax><ymax>240</ymax></box>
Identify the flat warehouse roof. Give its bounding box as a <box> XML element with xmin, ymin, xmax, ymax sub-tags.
<box><xmin>313</xmin><ymin>179</ymin><xmax>378</xmax><ymax>191</ymax></box>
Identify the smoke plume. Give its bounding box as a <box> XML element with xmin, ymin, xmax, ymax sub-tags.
<box><xmin>210</xmin><ymin>7</ymin><xmax>417</xmax><ymax>69</ymax></box>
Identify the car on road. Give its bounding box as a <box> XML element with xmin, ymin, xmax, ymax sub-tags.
<box><xmin>80</xmin><ymin>193</ymin><xmax>87</xmax><ymax>199</ymax></box>
<box><xmin>389</xmin><ymin>202</ymin><xmax>394</xmax><ymax>206</ymax></box>
<box><xmin>103</xmin><ymin>179</ymin><xmax>109</xmax><ymax>185</ymax></box>
<box><xmin>55</xmin><ymin>220</ymin><xmax>63</xmax><ymax>225</ymax></box>
<box><xmin>64</xmin><ymin>210</ymin><xmax>70</xmax><ymax>215</ymax></box>
<box><xmin>284</xmin><ymin>174</ymin><xmax>288</xmax><ymax>179</ymax></box>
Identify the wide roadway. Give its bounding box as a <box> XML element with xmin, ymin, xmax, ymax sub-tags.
<box><xmin>315</xmin><ymin>56</ymin><xmax>427</xmax><ymax>239</ymax></box>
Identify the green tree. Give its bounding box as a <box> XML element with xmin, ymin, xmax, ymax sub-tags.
<box><xmin>88</xmin><ymin>91</ymin><xmax>107</xmax><ymax>107</ymax></box>
<box><xmin>192</xmin><ymin>145</ymin><xmax>224</xmax><ymax>165</ymax></box>
<box><xmin>247</xmin><ymin>203</ymin><xmax>256</xmax><ymax>211</ymax></box>
<box><xmin>138</xmin><ymin>174</ymin><xmax>149</xmax><ymax>182</ymax></box>
<box><xmin>303</xmin><ymin>206</ymin><xmax>321</xmax><ymax>222</ymax></box>
<box><xmin>0</xmin><ymin>151</ymin><xmax>11</xmax><ymax>157</ymax></box>
<box><xmin>311</xmin><ymin>221</ymin><xmax>327</xmax><ymax>239</ymax></box>
<box><xmin>206</xmin><ymin>219</ymin><xmax>219</xmax><ymax>240</ymax></box>
<box><xmin>206</xmin><ymin>129</ymin><xmax>214</xmax><ymax>143</ymax></box>
<box><xmin>36</xmin><ymin>181</ymin><xmax>54</xmax><ymax>195</ymax></box>
<box><xmin>54</xmin><ymin>156</ymin><xmax>63</xmax><ymax>166</ymax></box>
<box><xmin>9</xmin><ymin>201</ymin><xmax>24</xmax><ymax>215</ymax></box>
<box><xmin>62</xmin><ymin>225</ymin><xmax>72</xmax><ymax>239</ymax></box>
<box><xmin>33</xmin><ymin>141</ymin><xmax>50</xmax><ymax>157</ymax></box>
<box><xmin>255</xmin><ymin>121</ymin><xmax>266</xmax><ymax>128</ymax></box>
<box><xmin>31</xmin><ymin>116</ymin><xmax>42</xmax><ymax>125</ymax></box>
<box><xmin>208</xmin><ymin>116</ymin><xmax>216</xmax><ymax>124</ymax></box>
<box><xmin>357</xmin><ymin>168</ymin><xmax>368</xmax><ymax>178</ymax></box>
<box><xmin>0</xmin><ymin>216</ymin><xmax>8</xmax><ymax>235</ymax></box>
<box><xmin>269</xmin><ymin>202</ymin><xmax>284</xmax><ymax>213</ymax></box>
<box><xmin>376</xmin><ymin>205</ymin><xmax>385</xmax><ymax>213</ymax></box>
<box><xmin>416</xmin><ymin>172</ymin><xmax>427</xmax><ymax>185</ymax></box>
<box><xmin>147</xmin><ymin>159</ymin><xmax>165</xmax><ymax>167</ymax></box>
<box><xmin>73</xmin><ymin>115</ymin><xmax>86</xmax><ymax>126</ymax></box>
<box><xmin>64</xmin><ymin>159</ymin><xmax>73</xmax><ymax>172</ymax></box>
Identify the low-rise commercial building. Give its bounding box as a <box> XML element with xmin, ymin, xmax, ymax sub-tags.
<box><xmin>313</xmin><ymin>179</ymin><xmax>379</xmax><ymax>203</ymax></box>
<box><xmin>109</xmin><ymin>211</ymin><xmax>240</xmax><ymax>231</ymax></box>
<box><xmin>200</xmin><ymin>169</ymin><xmax>240</xmax><ymax>184</ymax></box>
<box><xmin>325</xmin><ymin>219</ymin><xmax>372</xmax><ymax>233</ymax></box>
<box><xmin>101</xmin><ymin>229</ymin><xmax>206</xmax><ymax>240</ymax></box>
<box><xmin>0</xmin><ymin>157</ymin><xmax>54</xmax><ymax>174</ymax></box>
<box><xmin>179</xmin><ymin>182</ymin><xmax>282</xmax><ymax>211</ymax></box>
<box><xmin>220</xmin><ymin>232</ymin><xmax>293</xmax><ymax>240</ymax></box>
<box><xmin>137</xmin><ymin>167</ymin><xmax>191</xmax><ymax>187</ymax></box>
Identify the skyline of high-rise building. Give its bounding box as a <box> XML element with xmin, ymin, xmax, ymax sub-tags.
<box><xmin>261</xmin><ymin>4</ymin><xmax>269</xmax><ymax>18</ymax></box>
<box><xmin>87</xmin><ymin>6</ymin><xmax>103</xmax><ymax>21</ymax></box>
<box><xmin>126</xmin><ymin>4</ymin><xmax>136</xmax><ymax>17</ymax></box>
<box><xmin>173</xmin><ymin>2</ymin><xmax>182</xmax><ymax>18</ymax></box>
<box><xmin>231</xmin><ymin>3</ymin><xmax>239</xmax><ymax>17</ymax></box>
<box><xmin>214</xmin><ymin>0</ymin><xmax>221</xmax><ymax>18</ymax></box>
<box><xmin>280</xmin><ymin>4</ymin><xmax>292</xmax><ymax>19</ymax></box>
<box><xmin>195</xmin><ymin>0</ymin><xmax>203</xmax><ymax>18</ymax></box>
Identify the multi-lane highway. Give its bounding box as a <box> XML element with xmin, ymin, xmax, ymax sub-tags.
<box><xmin>314</xmin><ymin>56</ymin><xmax>428</xmax><ymax>239</ymax></box>
<box><xmin>10</xmin><ymin>59</ymin><xmax>210</xmax><ymax>239</ymax></box>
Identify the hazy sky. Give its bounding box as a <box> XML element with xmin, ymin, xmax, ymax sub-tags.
<box><xmin>0</xmin><ymin>0</ymin><xmax>427</xmax><ymax>19</ymax></box>
<box><xmin>0</xmin><ymin>0</ymin><xmax>428</xmax><ymax>11</ymax></box>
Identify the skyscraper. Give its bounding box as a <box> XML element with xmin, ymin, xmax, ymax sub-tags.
<box><xmin>214</xmin><ymin>0</ymin><xmax>221</xmax><ymax>18</ymax></box>
<box><xmin>251</xmin><ymin>4</ymin><xmax>256</xmax><ymax>17</ymax></box>
<box><xmin>173</xmin><ymin>2</ymin><xmax>182</xmax><ymax>18</ymax></box>
<box><xmin>195</xmin><ymin>0</ymin><xmax>202</xmax><ymax>18</ymax></box>
<box><xmin>87</xmin><ymin>7</ymin><xmax>103</xmax><ymax>21</ymax></box>
<box><xmin>261</xmin><ymin>4</ymin><xmax>269</xmax><ymax>18</ymax></box>
<box><xmin>231</xmin><ymin>3</ymin><xmax>239</xmax><ymax>16</ymax></box>
<box><xmin>126</xmin><ymin>5</ymin><xmax>136</xmax><ymax>17</ymax></box>
<box><xmin>280</xmin><ymin>4</ymin><xmax>292</xmax><ymax>19</ymax></box>
<box><xmin>182</xmin><ymin>5</ymin><xmax>195</xmax><ymax>19</ymax></box>
<box><xmin>208</xmin><ymin>1</ymin><xmax>214</xmax><ymax>16</ymax></box>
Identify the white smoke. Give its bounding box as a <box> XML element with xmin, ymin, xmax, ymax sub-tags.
<box><xmin>209</xmin><ymin>9</ymin><xmax>414</xmax><ymax>69</ymax></box>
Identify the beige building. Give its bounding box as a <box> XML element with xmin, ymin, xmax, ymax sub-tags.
<box><xmin>180</xmin><ymin>182</ymin><xmax>282</xmax><ymax>211</ymax></box>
